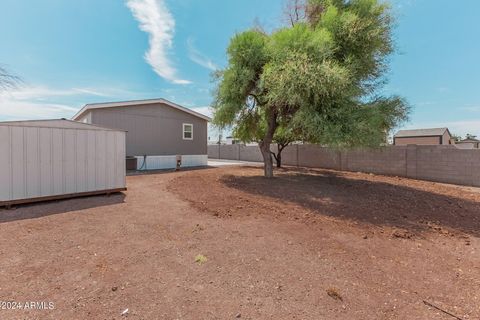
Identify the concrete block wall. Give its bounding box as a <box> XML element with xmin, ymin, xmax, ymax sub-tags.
<box><xmin>281</xmin><ymin>145</ymin><xmax>299</xmax><ymax>167</ymax></box>
<box><xmin>342</xmin><ymin>147</ymin><xmax>407</xmax><ymax>176</ymax></box>
<box><xmin>406</xmin><ymin>145</ymin><xmax>417</xmax><ymax>179</ymax></box>
<box><xmin>239</xmin><ymin>144</ymin><xmax>263</xmax><ymax>162</ymax></box>
<box><xmin>415</xmin><ymin>146</ymin><xmax>480</xmax><ymax>186</ymax></box>
<box><xmin>208</xmin><ymin>144</ymin><xmax>480</xmax><ymax>187</ymax></box>
<box><xmin>296</xmin><ymin>145</ymin><xmax>341</xmax><ymax>169</ymax></box>
<box><xmin>208</xmin><ymin>145</ymin><xmax>220</xmax><ymax>159</ymax></box>
<box><xmin>219</xmin><ymin>144</ymin><xmax>240</xmax><ymax>160</ymax></box>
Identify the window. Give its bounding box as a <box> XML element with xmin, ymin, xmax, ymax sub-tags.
<box><xmin>183</xmin><ymin>123</ymin><xmax>193</xmax><ymax>140</ymax></box>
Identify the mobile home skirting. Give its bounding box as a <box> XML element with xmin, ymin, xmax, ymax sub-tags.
<box><xmin>134</xmin><ymin>155</ymin><xmax>208</xmax><ymax>170</ymax></box>
<box><xmin>0</xmin><ymin>122</ymin><xmax>126</xmax><ymax>206</ymax></box>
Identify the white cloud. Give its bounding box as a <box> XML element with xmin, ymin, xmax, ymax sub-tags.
<box><xmin>0</xmin><ymin>85</ymin><xmax>124</xmax><ymax>121</ymax></box>
<box><xmin>394</xmin><ymin>0</ymin><xmax>419</xmax><ymax>10</ymax></box>
<box><xmin>463</xmin><ymin>106</ymin><xmax>480</xmax><ymax>113</ymax></box>
<box><xmin>191</xmin><ymin>106</ymin><xmax>213</xmax><ymax>118</ymax></box>
<box><xmin>436</xmin><ymin>87</ymin><xmax>450</xmax><ymax>93</ymax></box>
<box><xmin>72</xmin><ymin>88</ymin><xmax>112</xmax><ymax>97</ymax></box>
<box><xmin>0</xmin><ymin>86</ymin><xmax>119</xmax><ymax>101</ymax></box>
<box><xmin>126</xmin><ymin>0</ymin><xmax>191</xmax><ymax>84</ymax></box>
<box><xmin>0</xmin><ymin>100</ymin><xmax>77</xmax><ymax>121</ymax></box>
<box><xmin>187</xmin><ymin>38</ymin><xmax>218</xmax><ymax>71</ymax></box>
<box><xmin>0</xmin><ymin>87</ymin><xmax>78</xmax><ymax>120</ymax></box>
<box><xmin>440</xmin><ymin>120</ymin><xmax>480</xmax><ymax>137</ymax></box>
<box><xmin>415</xmin><ymin>101</ymin><xmax>435</xmax><ymax>107</ymax></box>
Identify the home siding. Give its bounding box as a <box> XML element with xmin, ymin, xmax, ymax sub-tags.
<box><xmin>394</xmin><ymin>136</ymin><xmax>441</xmax><ymax>145</ymax></box>
<box><xmin>442</xmin><ymin>131</ymin><xmax>451</xmax><ymax>145</ymax></box>
<box><xmin>90</xmin><ymin>103</ymin><xmax>208</xmax><ymax>156</ymax></box>
<box><xmin>456</xmin><ymin>142</ymin><xmax>479</xmax><ymax>149</ymax></box>
<box><xmin>76</xmin><ymin>112</ymin><xmax>92</xmax><ymax>124</ymax></box>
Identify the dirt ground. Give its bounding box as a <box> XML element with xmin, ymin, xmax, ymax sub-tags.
<box><xmin>0</xmin><ymin>165</ymin><xmax>479</xmax><ymax>319</ymax></box>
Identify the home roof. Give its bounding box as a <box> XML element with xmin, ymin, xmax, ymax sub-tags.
<box><xmin>0</xmin><ymin>119</ymin><xmax>124</xmax><ymax>131</ymax></box>
<box><xmin>457</xmin><ymin>138</ymin><xmax>480</xmax><ymax>143</ymax></box>
<box><xmin>72</xmin><ymin>98</ymin><xmax>211</xmax><ymax>122</ymax></box>
<box><xmin>394</xmin><ymin>127</ymin><xmax>450</xmax><ymax>138</ymax></box>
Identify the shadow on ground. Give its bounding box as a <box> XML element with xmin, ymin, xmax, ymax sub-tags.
<box><xmin>0</xmin><ymin>193</ymin><xmax>126</xmax><ymax>224</ymax></box>
<box><xmin>220</xmin><ymin>167</ymin><xmax>480</xmax><ymax>237</ymax></box>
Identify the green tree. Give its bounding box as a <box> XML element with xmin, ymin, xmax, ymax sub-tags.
<box><xmin>451</xmin><ymin>134</ymin><xmax>462</xmax><ymax>142</ymax></box>
<box><xmin>213</xmin><ymin>0</ymin><xmax>409</xmax><ymax>177</ymax></box>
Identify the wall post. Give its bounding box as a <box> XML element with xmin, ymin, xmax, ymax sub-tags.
<box><xmin>406</xmin><ymin>145</ymin><xmax>417</xmax><ymax>179</ymax></box>
<box><xmin>295</xmin><ymin>144</ymin><xmax>299</xmax><ymax>167</ymax></box>
<box><xmin>340</xmin><ymin>149</ymin><xmax>348</xmax><ymax>171</ymax></box>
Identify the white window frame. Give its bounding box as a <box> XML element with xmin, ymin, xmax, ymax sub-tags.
<box><xmin>183</xmin><ymin>123</ymin><xmax>193</xmax><ymax>140</ymax></box>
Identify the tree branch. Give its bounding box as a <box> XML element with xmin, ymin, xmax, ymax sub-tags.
<box><xmin>249</xmin><ymin>93</ymin><xmax>266</xmax><ymax>107</ymax></box>
<box><xmin>278</xmin><ymin>141</ymin><xmax>291</xmax><ymax>152</ymax></box>
<box><xmin>271</xmin><ymin>151</ymin><xmax>279</xmax><ymax>162</ymax></box>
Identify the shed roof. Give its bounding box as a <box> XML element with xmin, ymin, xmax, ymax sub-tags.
<box><xmin>72</xmin><ymin>98</ymin><xmax>211</xmax><ymax>122</ymax></box>
<box><xmin>0</xmin><ymin>119</ymin><xmax>124</xmax><ymax>131</ymax></box>
<box><xmin>394</xmin><ymin>127</ymin><xmax>450</xmax><ymax>138</ymax></box>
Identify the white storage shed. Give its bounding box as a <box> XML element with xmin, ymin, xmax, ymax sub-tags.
<box><xmin>0</xmin><ymin>119</ymin><xmax>126</xmax><ymax>207</ymax></box>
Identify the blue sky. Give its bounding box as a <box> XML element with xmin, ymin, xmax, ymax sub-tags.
<box><xmin>0</xmin><ymin>0</ymin><xmax>479</xmax><ymax>137</ymax></box>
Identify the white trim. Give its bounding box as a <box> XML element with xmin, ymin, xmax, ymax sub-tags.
<box><xmin>181</xmin><ymin>155</ymin><xmax>208</xmax><ymax>167</ymax></box>
<box><xmin>71</xmin><ymin>98</ymin><xmax>211</xmax><ymax>122</ymax></box>
<box><xmin>136</xmin><ymin>155</ymin><xmax>176</xmax><ymax>170</ymax></box>
<box><xmin>182</xmin><ymin>123</ymin><xmax>193</xmax><ymax>140</ymax></box>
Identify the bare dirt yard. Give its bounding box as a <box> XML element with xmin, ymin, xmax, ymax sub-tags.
<box><xmin>0</xmin><ymin>165</ymin><xmax>479</xmax><ymax>319</ymax></box>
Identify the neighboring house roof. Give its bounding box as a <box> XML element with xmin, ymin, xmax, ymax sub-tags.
<box><xmin>457</xmin><ymin>138</ymin><xmax>480</xmax><ymax>143</ymax></box>
<box><xmin>72</xmin><ymin>98</ymin><xmax>211</xmax><ymax>122</ymax></box>
<box><xmin>394</xmin><ymin>127</ymin><xmax>450</xmax><ymax>138</ymax></box>
<box><xmin>0</xmin><ymin>119</ymin><xmax>124</xmax><ymax>131</ymax></box>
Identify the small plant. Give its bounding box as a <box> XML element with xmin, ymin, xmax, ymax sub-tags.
<box><xmin>195</xmin><ymin>254</ymin><xmax>208</xmax><ymax>264</ymax></box>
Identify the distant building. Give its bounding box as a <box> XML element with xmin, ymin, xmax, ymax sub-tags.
<box><xmin>455</xmin><ymin>137</ymin><xmax>480</xmax><ymax>149</ymax></box>
<box><xmin>208</xmin><ymin>136</ymin><xmax>244</xmax><ymax>145</ymax></box>
<box><xmin>225</xmin><ymin>136</ymin><xmax>242</xmax><ymax>145</ymax></box>
<box><xmin>393</xmin><ymin>128</ymin><xmax>452</xmax><ymax>146</ymax></box>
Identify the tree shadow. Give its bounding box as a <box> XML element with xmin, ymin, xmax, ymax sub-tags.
<box><xmin>221</xmin><ymin>167</ymin><xmax>480</xmax><ymax>237</ymax></box>
<box><xmin>0</xmin><ymin>193</ymin><xmax>126</xmax><ymax>224</ymax></box>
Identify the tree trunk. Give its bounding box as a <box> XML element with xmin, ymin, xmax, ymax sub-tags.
<box><xmin>259</xmin><ymin>141</ymin><xmax>274</xmax><ymax>178</ymax></box>
<box><xmin>259</xmin><ymin>109</ymin><xmax>277</xmax><ymax>178</ymax></box>
<box><xmin>271</xmin><ymin>142</ymin><xmax>289</xmax><ymax>168</ymax></box>
<box><xmin>271</xmin><ymin>149</ymin><xmax>282</xmax><ymax>168</ymax></box>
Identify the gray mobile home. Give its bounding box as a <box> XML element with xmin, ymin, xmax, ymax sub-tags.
<box><xmin>72</xmin><ymin>98</ymin><xmax>210</xmax><ymax>170</ymax></box>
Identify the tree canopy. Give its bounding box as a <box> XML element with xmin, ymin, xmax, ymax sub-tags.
<box><xmin>213</xmin><ymin>0</ymin><xmax>409</xmax><ymax>177</ymax></box>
